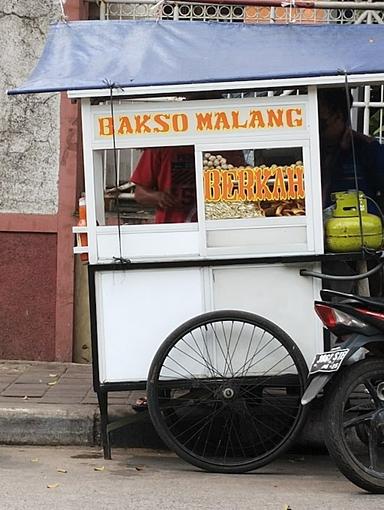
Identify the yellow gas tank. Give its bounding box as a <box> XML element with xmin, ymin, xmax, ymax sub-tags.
<box><xmin>325</xmin><ymin>191</ymin><xmax>383</xmax><ymax>252</ymax></box>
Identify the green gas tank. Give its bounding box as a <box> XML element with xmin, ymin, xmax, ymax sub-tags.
<box><xmin>325</xmin><ymin>191</ymin><xmax>383</xmax><ymax>252</ymax></box>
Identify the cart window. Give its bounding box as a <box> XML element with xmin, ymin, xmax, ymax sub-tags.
<box><xmin>102</xmin><ymin>145</ymin><xmax>197</xmax><ymax>225</ymax></box>
<box><xmin>203</xmin><ymin>147</ymin><xmax>305</xmax><ymax>221</ymax></box>
<box><xmin>99</xmin><ymin>148</ymin><xmax>143</xmax><ymax>225</ymax></box>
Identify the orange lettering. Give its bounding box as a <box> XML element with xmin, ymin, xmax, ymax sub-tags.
<box><xmin>271</xmin><ymin>167</ymin><xmax>288</xmax><ymax>200</ymax></box>
<box><xmin>237</xmin><ymin>169</ymin><xmax>255</xmax><ymax>201</ymax></box>
<box><xmin>153</xmin><ymin>114</ymin><xmax>170</xmax><ymax>133</ymax></box>
<box><xmin>204</xmin><ymin>169</ymin><xmax>221</xmax><ymax>202</ymax></box>
<box><xmin>222</xmin><ymin>171</ymin><xmax>239</xmax><ymax>201</ymax></box>
<box><xmin>98</xmin><ymin>117</ymin><xmax>114</xmax><ymax>136</ymax></box>
<box><xmin>214</xmin><ymin>112</ymin><xmax>231</xmax><ymax>130</ymax></box>
<box><xmin>286</xmin><ymin>108</ymin><xmax>303</xmax><ymax>128</ymax></box>
<box><xmin>172</xmin><ymin>113</ymin><xmax>188</xmax><ymax>132</ymax></box>
<box><xmin>267</xmin><ymin>109</ymin><xmax>284</xmax><ymax>128</ymax></box>
<box><xmin>249</xmin><ymin>110</ymin><xmax>265</xmax><ymax>129</ymax></box>
<box><xmin>134</xmin><ymin>114</ymin><xmax>151</xmax><ymax>134</ymax></box>
<box><xmin>196</xmin><ymin>112</ymin><xmax>213</xmax><ymax>131</ymax></box>
<box><xmin>254</xmin><ymin>168</ymin><xmax>273</xmax><ymax>200</ymax></box>
<box><xmin>286</xmin><ymin>165</ymin><xmax>305</xmax><ymax>199</ymax></box>
<box><xmin>118</xmin><ymin>116</ymin><xmax>133</xmax><ymax>135</ymax></box>
<box><xmin>231</xmin><ymin>111</ymin><xmax>248</xmax><ymax>129</ymax></box>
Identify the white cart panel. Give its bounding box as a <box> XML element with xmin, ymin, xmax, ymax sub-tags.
<box><xmin>206</xmin><ymin>223</ymin><xmax>306</xmax><ymax>249</ymax></box>
<box><xmin>96</xmin><ymin>268</ymin><xmax>205</xmax><ymax>382</ymax></box>
<box><xmin>212</xmin><ymin>263</ymin><xmax>323</xmax><ymax>367</ymax></box>
<box><xmin>96</xmin><ymin>228</ymin><xmax>200</xmax><ymax>262</ymax></box>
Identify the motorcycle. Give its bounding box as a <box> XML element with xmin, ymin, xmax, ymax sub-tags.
<box><xmin>301</xmin><ymin>284</ymin><xmax>384</xmax><ymax>493</ymax></box>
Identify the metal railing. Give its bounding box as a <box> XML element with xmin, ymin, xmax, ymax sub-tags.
<box><xmin>97</xmin><ymin>0</ymin><xmax>384</xmax><ymax>24</ymax></box>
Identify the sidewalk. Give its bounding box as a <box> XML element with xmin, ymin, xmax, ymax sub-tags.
<box><xmin>0</xmin><ymin>360</ymin><xmax>324</xmax><ymax>451</ymax></box>
<box><xmin>0</xmin><ymin>360</ymin><xmax>158</xmax><ymax>448</ymax></box>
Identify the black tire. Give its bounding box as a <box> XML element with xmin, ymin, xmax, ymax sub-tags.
<box><xmin>324</xmin><ymin>358</ymin><xmax>384</xmax><ymax>493</ymax></box>
<box><xmin>147</xmin><ymin>310</ymin><xmax>308</xmax><ymax>473</ymax></box>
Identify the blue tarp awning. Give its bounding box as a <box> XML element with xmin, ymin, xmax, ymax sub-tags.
<box><xmin>8</xmin><ymin>20</ymin><xmax>384</xmax><ymax>95</ymax></box>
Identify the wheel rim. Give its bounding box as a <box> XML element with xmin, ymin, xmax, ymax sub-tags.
<box><xmin>149</xmin><ymin>315</ymin><xmax>306</xmax><ymax>469</ymax></box>
<box><xmin>341</xmin><ymin>371</ymin><xmax>384</xmax><ymax>479</ymax></box>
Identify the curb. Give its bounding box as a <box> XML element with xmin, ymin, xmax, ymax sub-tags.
<box><xmin>0</xmin><ymin>401</ymin><xmax>325</xmax><ymax>451</ymax></box>
<box><xmin>0</xmin><ymin>405</ymin><xmax>97</xmax><ymax>446</ymax></box>
<box><xmin>0</xmin><ymin>405</ymin><xmax>165</xmax><ymax>449</ymax></box>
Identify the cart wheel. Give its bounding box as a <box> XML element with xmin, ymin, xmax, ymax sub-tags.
<box><xmin>147</xmin><ymin>310</ymin><xmax>308</xmax><ymax>473</ymax></box>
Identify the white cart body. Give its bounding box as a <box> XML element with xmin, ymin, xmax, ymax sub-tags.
<box><xmin>78</xmin><ymin>92</ymin><xmax>325</xmax><ymax>384</ymax></box>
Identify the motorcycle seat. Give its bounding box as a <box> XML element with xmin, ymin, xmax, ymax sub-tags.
<box><xmin>321</xmin><ymin>289</ymin><xmax>384</xmax><ymax>312</ymax></box>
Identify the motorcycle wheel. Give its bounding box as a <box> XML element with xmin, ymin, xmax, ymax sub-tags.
<box><xmin>324</xmin><ymin>358</ymin><xmax>384</xmax><ymax>493</ymax></box>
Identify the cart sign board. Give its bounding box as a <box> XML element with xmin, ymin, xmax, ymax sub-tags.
<box><xmin>95</xmin><ymin>104</ymin><xmax>306</xmax><ymax>140</ymax></box>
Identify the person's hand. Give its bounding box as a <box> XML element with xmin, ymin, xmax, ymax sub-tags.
<box><xmin>156</xmin><ymin>190</ymin><xmax>181</xmax><ymax>209</ymax></box>
<box><xmin>134</xmin><ymin>185</ymin><xmax>181</xmax><ymax>209</ymax></box>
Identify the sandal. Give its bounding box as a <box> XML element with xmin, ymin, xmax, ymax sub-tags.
<box><xmin>132</xmin><ymin>396</ymin><xmax>148</xmax><ymax>412</ymax></box>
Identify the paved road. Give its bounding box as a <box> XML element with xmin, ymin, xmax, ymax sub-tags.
<box><xmin>0</xmin><ymin>446</ymin><xmax>382</xmax><ymax>509</ymax></box>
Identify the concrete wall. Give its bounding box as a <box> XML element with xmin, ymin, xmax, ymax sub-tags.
<box><xmin>0</xmin><ymin>1</ymin><xmax>77</xmax><ymax>362</ymax></box>
<box><xmin>0</xmin><ymin>0</ymin><xmax>61</xmax><ymax>214</ymax></box>
<box><xmin>0</xmin><ymin>232</ymin><xmax>57</xmax><ymax>360</ymax></box>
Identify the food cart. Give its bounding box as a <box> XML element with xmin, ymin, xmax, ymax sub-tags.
<box><xmin>9</xmin><ymin>19</ymin><xmax>384</xmax><ymax>473</ymax></box>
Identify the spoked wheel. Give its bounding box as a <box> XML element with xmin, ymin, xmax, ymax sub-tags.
<box><xmin>324</xmin><ymin>359</ymin><xmax>384</xmax><ymax>493</ymax></box>
<box><xmin>147</xmin><ymin>310</ymin><xmax>308</xmax><ymax>473</ymax></box>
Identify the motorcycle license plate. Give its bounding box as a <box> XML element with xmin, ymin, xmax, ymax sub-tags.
<box><xmin>309</xmin><ymin>349</ymin><xmax>349</xmax><ymax>374</ymax></box>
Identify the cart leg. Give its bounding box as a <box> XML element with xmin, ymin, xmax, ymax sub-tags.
<box><xmin>97</xmin><ymin>390</ymin><xmax>111</xmax><ymax>460</ymax></box>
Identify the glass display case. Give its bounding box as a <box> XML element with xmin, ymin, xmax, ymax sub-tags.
<box><xmin>80</xmin><ymin>93</ymin><xmax>323</xmax><ymax>263</ymax></box>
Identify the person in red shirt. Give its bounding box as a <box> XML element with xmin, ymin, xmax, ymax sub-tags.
<box><xmin>131</xmin><ymin>145</ymin><xmax>246</xmax><ymax>224</ymax></box>
<box><xmin>131</xmin><ymin>146</ymin><xmax>197</xmax><ymax>223</ymax></box>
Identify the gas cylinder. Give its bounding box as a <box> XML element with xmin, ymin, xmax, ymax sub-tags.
<box><xmin>325</xmin><ymin>191</ymin><xmax>383</xmax><ymax>252</ymax></box>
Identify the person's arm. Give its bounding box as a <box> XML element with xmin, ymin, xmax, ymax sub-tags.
<box><xmin>356</xmin><ymin>134</ymin><xmax>384</xmax><ymax>193</ymax></box>
<box><xmin>132</xmin><ymin>148</ymin><xmax>183</xmax><ymax>210</ymax></box>
<box><xmin>373</xmin><ymin>141</ymin><xmax>384</xmax><ymax>192</ymax></box>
